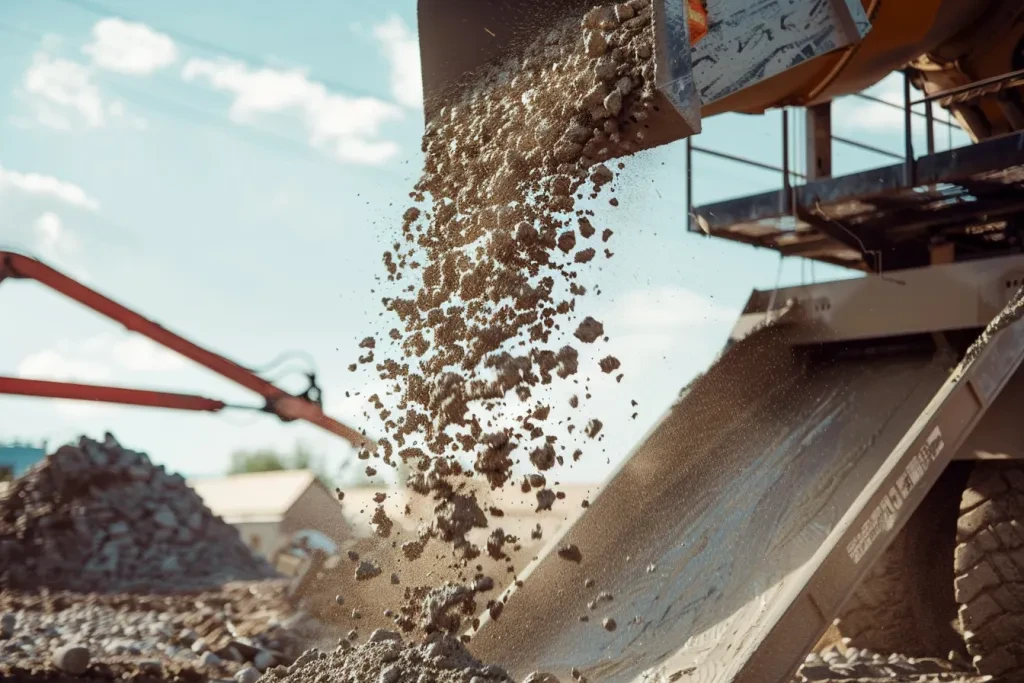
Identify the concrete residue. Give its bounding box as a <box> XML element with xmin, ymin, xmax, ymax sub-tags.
<box><xmin>420</xmin><ymin>583</ymin><xmax>477</xmax><ymax>633</ymax></box>
<box><xmin>264</xmin><ymin>633</ymin><xmax>513</xmax><ymax>683</ymax></box>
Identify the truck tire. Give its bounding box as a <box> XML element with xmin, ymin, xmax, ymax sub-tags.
<box><xmin>954</xmin><ymin>461</ymin><xmax>1024</xmax><ymax>679</ymax></box>
<box><xmin>838</xmin><ymin>465</ymin><xmax>969</xmax><ymax>658</ymax></box>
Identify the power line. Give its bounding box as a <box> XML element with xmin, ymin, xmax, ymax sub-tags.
<box><xmin>50</xmin><ymin>0</ymin><xmax>385</xmax><ymax>101</ymax></box>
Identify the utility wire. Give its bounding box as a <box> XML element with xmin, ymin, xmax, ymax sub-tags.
<box><xmin>51</xmin><ymin>0</ymin><xmax>384</xmax><ymax>101</ymax></box>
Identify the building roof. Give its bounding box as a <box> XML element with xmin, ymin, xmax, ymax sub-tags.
<box><xmin>189</xmin><ymin>469</ymin><xmax>324</xmax><ymax>524</ymax></box>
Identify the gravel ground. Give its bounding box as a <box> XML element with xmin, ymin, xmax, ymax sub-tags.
<box><xmin>796</xmin><ymin>646</ymin><xmax>990</xmax><ymax>682</ymax></box>
<box><xmin>0</xmin><ymin>582</ymin><xmax>993</xmax><ymax>683</ymax></box>
<box><xmin>0</xmin><ymin>581</ymin><xmax>322</xmax><ymax>682</ymax></box>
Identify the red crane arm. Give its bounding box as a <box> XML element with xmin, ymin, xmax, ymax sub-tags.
<box><xmin>0</xmin><ymin>250</ymin><xmax>372</xmax><ymax>450</ymax></box>
<box><xmin>0</xmin><ymin>377</ymin><xmax>227</xmax><ymax>412</ymax></box>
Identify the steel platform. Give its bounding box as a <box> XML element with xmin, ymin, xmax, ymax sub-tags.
<box><xmin>690</xmin><ymin>131</ymin><xmax>1024</xmax><ymax>272</ymax></box>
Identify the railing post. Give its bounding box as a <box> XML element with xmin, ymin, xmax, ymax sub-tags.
<box><xmin>903</xmin><ymin>71</ymin><xmax>916</xmax><ymax>186</ymax></box>
<box><xmin>782</xmin><ymin>108</ymin><xmax>792</xmax><ymax>215</ymax></box>
<box><xmin>805</xmin><ymin>101</ymin><xmax>833</xmax><ymax>180</ymax></box>
<box><xmin>925</xmin><ymin>99</ymin><xmax>935</xmax><ymax>155</ymax></box>
<box><xmin>686</xmin><ymin>136</ymin><xmax>694</xmax><ymax>231</ymax></box>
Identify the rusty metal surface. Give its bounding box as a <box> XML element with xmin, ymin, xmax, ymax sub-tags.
<box><xmin>416</xmin><ymin>0</ymin><xmax>869</xmax><ymax>154</ymax></box>
<box><xmin>692</xmin><ymin>0</ymin><xmax>868</xmax><ymax>106</ymax></box>
<box><xmin>469</xmin><ymin>322</ymin><xmax>950</xmax><ymax>682</ymax></box>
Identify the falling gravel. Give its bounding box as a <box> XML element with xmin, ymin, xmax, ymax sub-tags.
<box><xmin>348</xmin><ymin>0</ymin><xmax>662</xmax><ymax>567</ymax></box>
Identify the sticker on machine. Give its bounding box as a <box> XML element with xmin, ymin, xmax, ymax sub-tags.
<box><xmin>846</xmin><ymin>426</ymin><xmax>945</xmax><ymax>564</ymax></box>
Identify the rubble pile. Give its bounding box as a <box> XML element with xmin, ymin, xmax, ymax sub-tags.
<box><xmin>0</xmin><ymin>434</ymin><xmax>274</xmax><ymax>593</ymax></box>
<box><xmin>0</xmin><ymin>581</ymin><xmax>319</xmax><ymax>681</ymax></box>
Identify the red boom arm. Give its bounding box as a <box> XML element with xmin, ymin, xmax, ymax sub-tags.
<box><xmin>0</xmin><ymin>251</ymin><xmax>372</xmax><ymax>450</ymax></box>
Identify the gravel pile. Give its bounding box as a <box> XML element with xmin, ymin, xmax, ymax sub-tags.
<box><xmin>260</xmin><ymin>630</ymin><xmax>516</xmax><ymax>683</ymax></box>
<box><xmin>0</xmin><ymin>434</ymin><xmax>274</xmax><ymax>593</ymax></box>
<box><xmin>0</xmin><ymin>581</ymin><xmax>319</xmax><ymax>682</ymax></box>
<box><xmin>796</xmin><ymin>646</ymin><xmax>988</xmax><ymax>682</ymax></box>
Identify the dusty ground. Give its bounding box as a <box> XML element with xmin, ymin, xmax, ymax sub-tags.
<box><xmin>0</xmin><ymin>580</ymin><xmax>318</xmax><ymax>682</ymax></box>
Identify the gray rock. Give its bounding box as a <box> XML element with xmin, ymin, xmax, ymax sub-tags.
<box><xmin>235</xmin><ymin>667</ymin><xmax>261</xmax><ymax>683</ymax></box>
<box><xmin>191</xmin><ymin>637</ymin><xmax>209</xmax><ymax>654</ymax></box>
<box><xmin>253</xmin><ymin>648</ymin><xmax>275</xmax><ymax>671</ymax></box>
<box><xmin>138</xmin><ymin>660</ymin><xmax>163</xmax><ymax>674</ymax></box>
<box><xmin>0</xmin><ymin>613</ymin><xmax>14</xmax><ymax>638</ymax></box>
<box><xmin>368</xmin><ymin>629</ymin><xmax>402</xmax><ymax>644</ymax></box>
<box><xmin>200</xmin><ymin>650</ymin><xmax>223</xmax><ymax>668</ymax></box>
<box><xmin>53</xmin><ymin>644</ymin><xmax>91</xmax><ymax>675</ymax></box>
<box><xmin>380</xmin><ymin>664</ymin><xmax>402</xmax><ymax>683</ymax></box>
<box><xmin>152</xmin><ymin>505</ymin><xmax>177</xmax><ymax>528</ymax></box>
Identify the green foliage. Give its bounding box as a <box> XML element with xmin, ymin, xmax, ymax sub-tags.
<box><xmin>228</xmin><ymin>441</ymin><xmax>338</xmax><ymax>487</ymax></box>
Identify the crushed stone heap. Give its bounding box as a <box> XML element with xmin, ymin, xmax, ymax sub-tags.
<box><xmin>0</xmin><ymin>433</ymin><xmax>275</xmax><ymax>593</ymax></box>
<box><xmin>263</xmin><ymin>630</ymin><xmax>516</xmax><ymax>683</ymax></box>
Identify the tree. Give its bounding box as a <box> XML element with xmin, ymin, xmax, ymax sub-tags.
<box><xmin>228</xmin><ymin>441</ymin><xmax>340</xmax><ymax>488</ymax></box>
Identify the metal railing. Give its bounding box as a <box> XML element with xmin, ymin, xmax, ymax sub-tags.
<box><xmin>687</xmin><ymin>66</ymin><xmax>1024</xmax><ymax>230</ymax></box>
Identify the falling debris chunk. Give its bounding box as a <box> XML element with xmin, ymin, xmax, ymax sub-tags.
<box><xmin>599</xmin><ymin>356</ymin><xmax>621</xmax><ymax>373</ymax></box>
<box><xmin>371</xmin><ymin>506</ymin><xmax>393</xmax><ymax>538</ymax></box>
<box><xmin>558</xmin><ymin>231</ymin><xmax>578</xmax><ymax>254</ymax></box>
<box><xmin>359</xmin><ymin>336</ymin><xmax>376</xmax><ymax>349</ymax></box>
<box><xmin>558</xmin><ymin>544</ymin><xmax>583</xmax><ymax>563</ymax></box>
<box><xmin>585</xmin><ymin>419</ymin><xmax>604</xmax><ymax>439</ymax></box>
<box><xmin>575</xmin><ymin>248</ymin><xmax>596</xmax><ymax>264</ymax></box>
<box><xmin>574</xmin><ymin>317</ymin><xmax>605</xmax><ymax>343</ymax></box>
<box><xmin>530</xmin><ymin>443</ymin><xmax>557</xmax><ymax>471</ymax></box>
<box><xmin>355</xmin><ymin>561</ymin><xmax>382</xmax><ymax>582</ymax></box>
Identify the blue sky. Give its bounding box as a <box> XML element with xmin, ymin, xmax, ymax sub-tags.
<box><xmin>0</xmin><ymin>0</ymin><xmax>971</xmax><ymax>483</ymax></box>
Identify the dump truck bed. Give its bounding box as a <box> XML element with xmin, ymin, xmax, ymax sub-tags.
<box><xmin>470</xmin><ymin>262</ymin><xmax>1024</xmax><ymax>683</ymax></box>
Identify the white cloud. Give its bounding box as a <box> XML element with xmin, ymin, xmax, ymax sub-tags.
<box><xmin>30</xmin><ymin>212</ymin><xmax>91</xmax><ymax>280</ymax></box>
<box><xmin>34</xmin><ymin>211</ymin><xmax>79</xmax><ymax>259</ymax></box>
<box><xmin>182</xmin><ymin>58</ymin><xmax>403</xmax><ymax>165</ymax></box>
<box><xmin>372</xmin><ymin>16</ymin><xmax>422</xmax><ymax>110</ymax></box>
<box><xmin>0</xmin><ymin>163</ymin><xmax>100</xmax><ymax>211</ymax></box>
<box><xmin>17</xmin><ymin>348</ymin><xmax>112</xmax><ymax>383</ymax></box>
<box><xmin>112</xmin><ymin>336</ymin><xmax>187</xmax><ymax>372</ymax></box>
<box><xmin>83</xmin><ymin>18</ymin><xmax>177</xmax><ymax>75</ymax></box>
<box><xmin>16</xmin><ymin>335</ymin><xmax>187</xmax><ymax>389</ymax></box>
<box><xmin>20</xmin><ymin>50</ymin><xmax>146</xmax><ymax>131</ymax></box>
<box><xmin>835</xmin><ymin>73</ymin><xmax>912</xmax><ymax>132</ymax></box>
<box><xmin>609</xmin><ymin>286</ymin><xmax>735</xmax><ymax>330</ymax></box>
<box><xmin>598</xmin><ymin>286</ymin><xmax>735</xmax><ymax>375</ymax></box>
<box><xmin>15</xmin><ymin>347</ymin><xmax>113</xmax><ymax>418</ymax></box>
<box><xmin>23</xmin><ymin>52</ymin><xmax>105</xmax><ymax>127</ymax></box>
